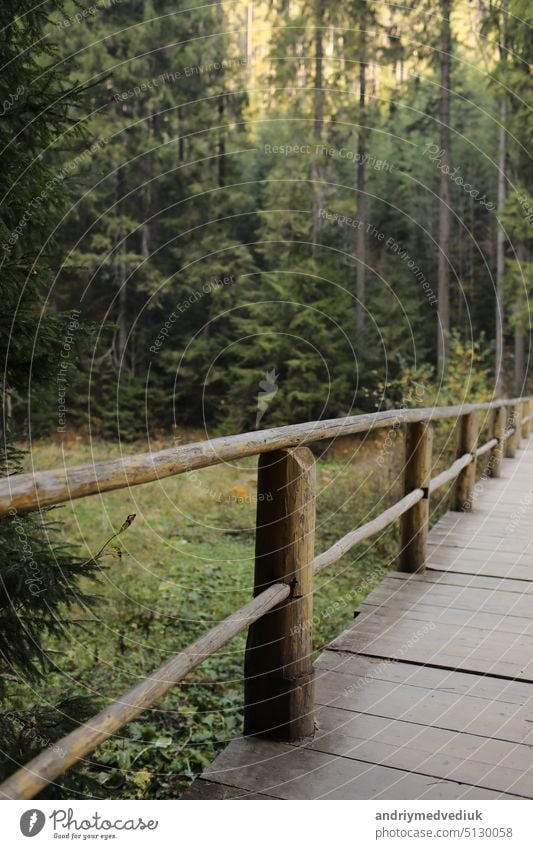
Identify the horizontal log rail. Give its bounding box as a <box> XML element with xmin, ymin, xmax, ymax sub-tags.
<box><xmin>0</xmin><ymin>398</ymin><xmax>526</xmax><ymax>517</ymax></box>
<box><xmin>0</xmin><ymin>396</ymin><xmax>531</xmax><ymax>799</ymax></box>
<box><xmin>315</xmin><ymin>433</ymin><xmax>509</xmax><ymax>575</ymax></box>
<box><xmin>314</xmin><ymin>489</ymin><xmax>424</xmax><ymax>575</ymax></box>
<box><xmin>475</xmin><ymin>437</ymin><xmax>499</xmax><ymax>458</ymax></box>
<box><xmin>429</xmin><ymin>453</ymin><xmax>474</xmax><ymax>494</ymax></box>
<box><xmin>0</xmin><ymin>583</ymin><xmax>291</xmax><ymax>800</ymax></box>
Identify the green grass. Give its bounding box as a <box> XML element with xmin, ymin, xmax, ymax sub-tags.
<box><xmin>10</xmin><ymin>435</ymin><xmax>432</xmax><ymax>798</ymax></box>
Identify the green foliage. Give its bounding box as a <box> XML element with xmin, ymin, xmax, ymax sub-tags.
<box><xmin>0</xmin><ymin>0</ymin><xmax>106</xmax><ymax>795</ymax></box>
<box><xmin>0</xmin><ymin>697</ymin><xmax>102</xmax><ymax>795</ymax></box>
<box><xmin>14</xmin><ymin>0</ymin><xmax>528</xmax><ymax>439</ymax></box>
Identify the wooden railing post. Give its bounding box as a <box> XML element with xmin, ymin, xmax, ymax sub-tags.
<box><xmin>488</xmin><ymin>405</ymin><xmax>506</xmax><ymax>478</ymax></box>
<box><xmin>505</xmin><ymin>403</ymin><xmax>521</xmax><ymax>458</ymax></box>
<box><xmin>453</xmin><ymin>411</ymin><xmax>479</xmax><ymax>511</ymax></box>
<box><xmin>521</xmin><ymin>399</ymin><xmax>531</xmax><ymax>438</ymax></box>
<box><xmin>399</xmin><ymin>422</ymin><xmax>432</xmax><ymax>573</ymax></box>
<box><xmin>244</xmin><ymin>447</ymin><xmax>316</xmax><ymax>741</ymax></box>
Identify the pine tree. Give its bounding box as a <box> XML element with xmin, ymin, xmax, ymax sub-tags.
<box><xmin>0</xmin><ymin>0</ymin><xmax>103</xmax><ymax>793</ymax></box>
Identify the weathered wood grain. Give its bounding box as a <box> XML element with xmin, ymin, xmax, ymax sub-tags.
<box><xmin>488</xmin><ymin>406</ymin><xmax>506</xmax><ymax>477</ymax></box>
<box><xmin>305</xmin><ymin>706</ymin><xmax>533</xmax><ymax>797</ymax></box>
<box><xmin>429</xmin><ymin>453</ymin><xmax>473</xmax><ymax>494</ymax></box>
<box><xmin>201</xmin><ymin>737</ymin><xmax>523</xmax><ymax>799</ymax></box>
<box><xmin>505</xmin><ymin>404</ymin><xmax>521</xmax><ymax>457</ymax></box>
<box><xmin>399</xmin><ymin>422</ymin><xmax>432</xmax><ymax>573</ymax></box>
<box><xmin>453</xmin><ymin>411</ymin><xmax>478</xmax><ymax>511</ymax></box>
<box><xmin>244</xmin><ymin>448</ymin><xmax>316</xmax><ymax>740</ymax></box>
<box><xmin>0</xmin><ymin>398</ymin><xmax>527</xmax><ymax>515</ymax></box>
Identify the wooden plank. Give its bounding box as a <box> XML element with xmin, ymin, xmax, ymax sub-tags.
<box><xmin>431</xmin><ymin>527</ymin><xmax>533</xmax><ymax>543</ymax></box>
<box><xmin>430</xmin><ymin>522</ymin><xmax>533</xmax><ymax>540</ymax></box>
<box><xmin>364</xmin><ymin>577</ymin><xmax>533</xmax><ymax>618</ymax></box>
<box><xmin>437</xmin><ymin>510</ymin><xmax>533</xmax><ymax>526</ymax></box>
<box><xmin>328</xmin><ymin>615</ymin><xmax>533</xmax><ymax>680</ymax></box>
<box><xmin>427</xmin><ymin>546</ymin><xmax>533</xmax><ymax>570</ymax></box>
<box><xmin>315</xmin><ymin>651</ymin><xmax>533</xmax><ymax>705</ymax></box>
<box><xmin>386</xmin><ymin>569</ymin><xmax>533</xmax><ymax>594</ymax></box>
<box><xmin>306</xmin><ymin>705</ymin><xmax>533</xmax><ymax>797</ymax></box>
<box><xmin>428</xmin><ymin>557</ymin><xmax>533</xmax><ymax>582</ymax></box>
<box><xmin>427</xmin><ymin>544</ymin><xmax>533</xmax><ymax>566</ymax></box>
<box><xmin>202</xmin><ymin>737</ymin><xmax>523</xmax><ymax>799</ymax></box>
<box><xmin>358</xmin><ymin>601</ymin><xmax>533</xmax><ymax>637</ymax></box>
<box><xmin>181</xmin><ymin>779</ymin><xmax>276</xmax><ymax>800</ymax></box>
<box><xmin>314</xmin><ymin>662</ymin><xmax>533</xmax><ymax>744</ymax></box>
<box><xmin>428</xmin><ymin>533</ymin><xmax>533</xmax><ymax>554</ymax></box>
<box><xmin>431</xmin><ymin>508</ymin><xmax>533</xmax><ymax>531</ymax></box>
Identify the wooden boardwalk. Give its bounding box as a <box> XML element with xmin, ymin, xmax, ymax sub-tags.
<box><xmin>187</xmin><ymin>436</ymin><xmax>533</xmax><ymax>800</ymax></box>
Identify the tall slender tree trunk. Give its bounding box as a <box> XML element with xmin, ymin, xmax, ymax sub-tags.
<box><xmin>1</xmin><ymin>383</ymin><xmax>12</xmax><ymax>440</ymax></box>
<box><xmin>216</xmin><ymin>0</ymin><xmax>226</xmax><ymax>188</ymax></box>
<box><xmin>141</xmin><ymin>117</ymin><xmax>153</xmax><ymax>261</ymax></box>
<box><xmin>311</xmin><ymin>0</ymin><xmax>324</xmax><ymax>254</ymax></box>
<box><xmin>115</xmin><ymin>240</ymin><xmax>128</xmax><ymax>366</ymax></box>
<box><xmin>514</xmin><ymin>297</ymin><xmax>524</xmax><ymax>394</ymax></box>
<box><xmin>356</xmin><ymin>17</ymin><xmax>367</xmax><ymax>334</ymax></box>
<box><xmin>437</xmin><ymin>0</ymin><xmax>452</xmax><ymax>376</ymax></box>
<box><xmin>114</xmin><ymin>168</ymin><xmax>128</xmax><ymax>369</ymax></box>
<box><xmin>513</xmin><ymin>244</ymin><xmax>525</xmax><ymax>394</ymax></box>
<box><xmin>495</xmin><ymin>2</ymin><xmax>507</xmax><ymax>397</ymax></box>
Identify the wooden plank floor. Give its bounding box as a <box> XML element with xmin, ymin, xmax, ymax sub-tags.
<box><xmin>185</xmin><ymin>437</ymin><xmax>533</xmax><ymax>800</ymax></box>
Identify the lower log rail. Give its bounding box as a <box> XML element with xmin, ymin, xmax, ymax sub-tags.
<box><xmin>0</xmin><ymin>584</ymin><xmax>291</xmax><ymax>800</ymax></box>
<box><xmin>0</xmin><ymin>399</ymin><xmax>530</xmax><ymax>800</ymax></box>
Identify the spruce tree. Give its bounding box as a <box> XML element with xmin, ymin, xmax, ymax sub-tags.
<box><xmin>0</xmin><ymin>0</ymin><xmax>102</xmax><ymax>794</ymax></box>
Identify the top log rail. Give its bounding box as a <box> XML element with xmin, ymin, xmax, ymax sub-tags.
<box><xmin>0</xmin><ymin>398</ymin><xmax>526</xmax><ymax>516</ymax></box>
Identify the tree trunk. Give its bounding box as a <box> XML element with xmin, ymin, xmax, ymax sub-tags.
<box><xmin>114</xmin><ymin>169</ymin><xmax>128</xmax><ymax>369</ymax></box>
<box><xmin>115</xmin><ymin>240</ymin><xmax>128</xmax><ymax>367</ymax></box>
<box><xmin>141</xmin><ymin>128</ymin><xmax>152</xmax><ymax>260</ymax></box>
<box><xmin>513</xmin><ymin>244</ymin><xmax>525</xmax><ymax>394</ymax></box>
<box><xmin>311</xmin><ymin>0</ymin><xmax>324</xmax><ymax>254</ymax></box>
<box><xmin>437</xmin><ymin>0</ymin><xmax>451</xmax><ymax>376</ymax></box>
<box><xmin>495</xmin><ymin>2</ymin><xmax>507</xmax><ymax>397</ymax></box>
<box><xmin>356</xmin><ymin>29</ymin><xmax>366</xmax><ymax>332</ymax></box>
<box><xmin>356</xmin><ymin>19</ymin><xmax>367</xmax><ymax>334</ymax></box>
<box><xmin>216</xmin><ymin>0</ymin><xmax>225</xmax><ymax>188</ymax></box>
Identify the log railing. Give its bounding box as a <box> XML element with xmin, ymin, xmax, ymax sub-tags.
<box><xmin>0</xmin><ymin>396</ymin><xmax>532</xmax><ymax>799</ymax></box>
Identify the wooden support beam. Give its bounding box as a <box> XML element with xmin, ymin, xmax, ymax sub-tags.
<box><xmin>244</xmin><ymin>448</ymin><xmax>316</xmax><ymax>741</ymax></box>
<box><xmin>453</xmin><ymin>411</ymin><xmax>479</xmax><ymax>511</ymax></box>
<box><xmin>505</xmin><ymin>404</ymin><xmax>521</xmax><ymax>458</ymax></box>
<box><xmin>522</xmin><ymin>399</ymin><xmax>532</xmax><ymax>438</ymax></box>
<box><xmin>399</xmin><ymin>422</ymin><xmax>432</xmax><ymax>573</ymax></box>
<box><xmin>488</xmin><ymin>406</ymin><xmax>506</xmax><ymax>478</ymax></box>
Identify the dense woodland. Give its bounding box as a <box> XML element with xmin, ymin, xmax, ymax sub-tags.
<box><xmin>0</xmin><ymin>0</ymin><xmax>531</xmax><ymax>799</ymax></box>
<box><xmin>2</xmin><ymin>0</ymin><xmax>532</xmax><ymax>442</ymax></box>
